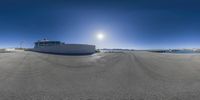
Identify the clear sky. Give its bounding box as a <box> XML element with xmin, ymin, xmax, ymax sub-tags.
<box><xmin>0</xmin><ymin>0</ymin><xmax>200</xmax><ymax>49</ymax></box>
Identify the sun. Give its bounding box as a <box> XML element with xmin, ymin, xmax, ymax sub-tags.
<box><xmin>97</xmin><ymin>32</ymin><xmax>105</xmax><ymax>40</ymax></box>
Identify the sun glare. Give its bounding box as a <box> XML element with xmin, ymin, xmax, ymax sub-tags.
<box><xmin>97</xmin><ymin>32</ymin><xmax>105</xmax><ymax>40</ymax></box>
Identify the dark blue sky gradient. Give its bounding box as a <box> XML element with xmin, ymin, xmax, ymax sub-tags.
<box><xmin>0</xmin><ymin>0</ymin><xmax>200</xmax><ymax>49</ymax></box>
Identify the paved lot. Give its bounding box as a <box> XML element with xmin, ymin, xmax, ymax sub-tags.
<box><xmin>1</xmin><ymin>51</ymin><xmax>200</xmax><ymax>100</ymax></box>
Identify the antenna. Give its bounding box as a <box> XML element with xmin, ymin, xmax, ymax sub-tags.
<box><xmin>20</xmin><ymin>41</ymin><xmax>24</xmax><ymax>49</ymax></box>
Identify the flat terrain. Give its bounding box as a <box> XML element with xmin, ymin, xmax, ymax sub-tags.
<box><xmin>1</xmin><ymin>51</ymin><xmax>200</xmax><ymax>100</ymax></box>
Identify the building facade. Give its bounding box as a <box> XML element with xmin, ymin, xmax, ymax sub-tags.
<box><xmin>34</xmin><ymin>40</ymin><xmax>95</xmax><ymax>55</ymax></box>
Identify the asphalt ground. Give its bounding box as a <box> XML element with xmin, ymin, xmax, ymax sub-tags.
<box><xmin>0</xmin><ymin>51</ymin><xmax>200</xmax><ymax>100</ymax></box>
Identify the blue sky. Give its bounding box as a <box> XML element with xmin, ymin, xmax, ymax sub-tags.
<box><xmin>0</xmin><ymin>0</ymin><xmax>200</xmax><ymax>49</ymax></box>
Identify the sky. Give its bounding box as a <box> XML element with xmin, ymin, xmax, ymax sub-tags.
<box><xmin>0</xmin><ymin>0</ymin><xmax>200</xmax><ymax>49</ymax></box>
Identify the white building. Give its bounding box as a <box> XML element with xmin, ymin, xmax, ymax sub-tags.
<box><xmin>33</xmin><ymin>39</ymin><xmax>95</xmax><ymax>55</ymax></box>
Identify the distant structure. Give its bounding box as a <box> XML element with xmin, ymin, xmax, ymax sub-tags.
<box><xmin>33</xmin><ymin>39</ymin><xmax>96</xmax><ymax>55</ymax></box>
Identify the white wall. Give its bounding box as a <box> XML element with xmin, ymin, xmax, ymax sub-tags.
<box><xmin>34</xmin><ymin>44</ymin><xmax>95</xmax><ymax>54</ymax></box>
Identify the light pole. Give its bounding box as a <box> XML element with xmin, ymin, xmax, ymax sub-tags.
<box><xmin>20</xmin><ymin>41</ymin><xmax>24</xmax><ymax>49</ymax></box>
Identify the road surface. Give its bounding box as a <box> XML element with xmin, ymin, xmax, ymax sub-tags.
<box><xmin>0</xmin><ymin>51</ymin><xmax>200</xmax><ymax>100</ymax></box>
